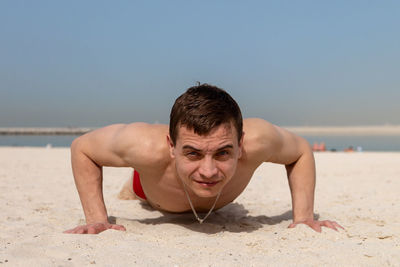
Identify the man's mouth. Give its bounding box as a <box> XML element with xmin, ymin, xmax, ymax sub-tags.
<box><xmin>193</xmin><ymin>180</ymin><xmax>220</xmax><ymax>187</ymax></box>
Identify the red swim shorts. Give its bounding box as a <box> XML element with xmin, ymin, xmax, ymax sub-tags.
<box><xmin>133</xmin><ymin>170</ymin><xmax>147</xmax><ymax>200</ymax></box>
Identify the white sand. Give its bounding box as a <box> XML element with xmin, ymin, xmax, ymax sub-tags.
<box><xmin>0</xmin><ymin>147</ymin><xmax>399</xmax><ymax>266</ymax></box>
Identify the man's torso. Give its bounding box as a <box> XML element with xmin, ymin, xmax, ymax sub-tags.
<box><xmin>125</xmin><ymin>119</ymin><xmax>270</xmax><ymax>213</ymax></box>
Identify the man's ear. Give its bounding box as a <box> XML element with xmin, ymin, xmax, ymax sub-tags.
<box><xmin>166</xmin><ymin>135</ymin><xmax>175</xmax><ymax>158</ymax></box>
<box><xmin>238</xmin><ymin>131</ymin><xmax>245</xmax><ymax>159</ymax></box>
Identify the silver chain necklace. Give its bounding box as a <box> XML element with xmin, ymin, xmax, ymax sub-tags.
<box><xmin>182</xmin><ymin>182</ymin><xmax>222</xmax><ymax>224</ymax></box>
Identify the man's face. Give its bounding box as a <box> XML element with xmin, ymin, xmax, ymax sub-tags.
<box><xmin>167</xmin><ymin>123</ymin><xmax>243</xmax><ymax>198</ymax></box>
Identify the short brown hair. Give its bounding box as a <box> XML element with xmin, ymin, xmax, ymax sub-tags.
<box><xmin>169</xmin><ymin>84</ymin><xmax>243</xmax><ymax>145</ymax></box>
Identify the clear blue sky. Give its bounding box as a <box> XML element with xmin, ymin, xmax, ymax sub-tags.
<box><xmin>1</xmin><ymin>1</ymin><xmax>399</xmax><ymax>127</ymax></box>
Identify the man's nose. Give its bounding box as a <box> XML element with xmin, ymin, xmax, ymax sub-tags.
<box><xmin>198</xmin><ymin>157</ymin><xmax>218</xmax><ymax>178</ymax></box>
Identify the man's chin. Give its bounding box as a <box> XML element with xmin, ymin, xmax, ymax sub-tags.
<box><xmin>190</xmin><ymin>181</ymin><xmax>223</xmax><ymax>198</ymax></box>
<box><xmin>193</xmin><ymin>190</ymin><xmax>219</xmax><ymax>198</ymax></box>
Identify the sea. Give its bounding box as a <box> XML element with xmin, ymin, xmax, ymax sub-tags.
<box><xmin>0</xmin><ymin>134</ymin><xmax>399</xmax><ymax>152</ymax></box>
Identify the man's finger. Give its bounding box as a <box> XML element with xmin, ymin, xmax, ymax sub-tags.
<box><xmin>324</xmin><ymin>220</ymin><xmax>345</xmax><ymax>231</ymax></box>
<box><xmin>333</xmin><ymin>221</ymin><xmax>345</xmax><ymax>230</ymax></box>
<box><xmin>311</xmin><ymin>223</ymin><xmax>322</xmax><ymax>233</ymax></box>
<box><xmin>76</xmin><ymin>227</ymin><xmax>85</xmax><ymax>234</ymax></box>
<box><xmin>87</xmin><ymin>227</ymin><xmax>98</xmax><ymax>234</ymax></box>
<box><xmin>288</xmin><ymin>223</ymin><xmax>297</xmax><ymax>228</ymax></box>
<box><xmin>323</xmin><ymin>221</ymin><xmax>338</xmax><ymax>231</ymax></box>
<box><xmin>110</xmin><ymin>224</ymin><xmax>126</xmax><ymax>231</ymax></box>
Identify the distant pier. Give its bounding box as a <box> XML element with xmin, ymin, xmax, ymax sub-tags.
<box><xmin>0</xmin><ymin>127</ymin><xmax>95</xmax><ymax>135</ymax></box>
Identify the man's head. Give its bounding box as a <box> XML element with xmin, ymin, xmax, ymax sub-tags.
<box><xmin>169</xmin><ymin>84</ymin><xmax>243</xmax><ymax>145</ymax></box>
<box><xmin>167</xmin><ymin>84</ymin><xmax>244</xmax><ymax>198</ymax></box>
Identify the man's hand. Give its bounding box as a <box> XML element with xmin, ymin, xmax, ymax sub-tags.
<box><xmin>64</xmin><ymin>222</ymin><xmax>126</xmax><ymax>234</ymax></box>
<box><xmin>288</xmin><ymin>219</ymin><xmax>344</xmax><ymax>233</ymax></box>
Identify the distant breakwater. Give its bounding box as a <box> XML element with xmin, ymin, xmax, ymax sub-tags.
<box><xmin>1</xmin><ymin>125</ymin><xmax>400</xmax><ymax>136</ymax></box>
<box><xmin>0</xmin><ymin>128</ymin><xmax>94</xmax><ymax>135</ymax></box>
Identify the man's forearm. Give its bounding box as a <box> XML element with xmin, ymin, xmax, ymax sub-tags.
<box><xmin>285</xmin><ymin>145</ymin><xmax>316</xmax><ymax>222</ymax></box>
<box><xmin>71</xmin><ymin>139</ymin><xmax>108</xmax><ymax>224</ymax></box>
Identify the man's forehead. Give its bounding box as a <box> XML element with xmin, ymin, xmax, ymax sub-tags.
<box><xmin>178</xmin><ymin>123</ymin><xmax>234</xmax><ymax>138</ymax></box>
<box><xmin>176</xmin><ymin>123</ymin><xmax>237</xmax><ymax>146</ymax></box>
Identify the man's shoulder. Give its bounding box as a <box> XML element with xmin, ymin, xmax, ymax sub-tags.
<box><xmin>122</xmin><ymin>122</ymin><xmax>169</xmax><ymax>149</ymax></box>
<box><xmin>242</xmin><ymin>118</ymin><xmax>283</xmax><ymax>162</ymax></box>
<box><xmin>243</xmin><ymin>118</ymin><xmax>279</xmax><ymax>138</ymax></box>
<box><xmin>113</xmin><ymin>122</ymin><xmax>171</xmax><ymax>168</ymax></box>
<box><xmin>122</xmin><ymin>122</ymin><xmax>169</xmax><ymax>136</ymax></box>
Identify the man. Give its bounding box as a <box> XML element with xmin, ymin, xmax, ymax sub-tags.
<box><xmin>65</xmin><ymin>84</ymin><xmax>343</xmax><ymax>234</ymax></box>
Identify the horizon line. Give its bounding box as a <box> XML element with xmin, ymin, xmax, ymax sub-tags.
<box><xmin>1</xmin><ymin>125</ymin><xmax>400</xmax><ymax>136</ymax></box>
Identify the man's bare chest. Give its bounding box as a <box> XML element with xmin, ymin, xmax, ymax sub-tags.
<box><xmin>138</xmin><ymin>166</ymin><xmax>256</xmax><ymax>213</ymax></box>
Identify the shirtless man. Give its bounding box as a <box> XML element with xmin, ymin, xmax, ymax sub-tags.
<box><xmin>65</xmin><ymin>84</ymin><xmax>343</xmax><ymax>234</ymax></box>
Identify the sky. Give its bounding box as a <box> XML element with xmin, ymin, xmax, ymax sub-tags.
<box><xmin>1</xmin><ymin>1</ymin><xmax>399</xmax><ymax>127</ymax></box>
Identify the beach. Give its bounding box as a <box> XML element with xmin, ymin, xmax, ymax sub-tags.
<box><xmin>1</xmin><ymin>147</ymin><xmax>399</xmax><ymax>266</ymax></box>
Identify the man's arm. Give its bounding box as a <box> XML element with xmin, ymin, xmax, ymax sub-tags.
<box><xmin>283</xmin><ymin>136</ymin><xmax>343</xmax><ymax>232</ymax></box>
<box><xmin>249</xmin><ymin>118</ymin><xmax>343</xmax><ymax>232</ymax></box>
<box><xmin>283</xmin><ymin>134</ymin><xmax>315</xmax><ymax>223</ymax></box>
<box><xmin>64</xmin><ymin>123</ymin><xmax>157</xmax><ymax>234</ymax></box>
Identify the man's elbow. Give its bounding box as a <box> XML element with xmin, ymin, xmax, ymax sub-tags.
<box><xmin>71</xmin><ymin>135</ymin><xmax>86</xmax><ymax>155</ymax></box>
<box><xmin>290</xmin><ymin>136</ymin><xmax>314</xmax><ymax>166</ymax></box>
<box><xmin>296</xmin><ymin>135</ymin><xmax>312</xmax><ymax>153</ymax></box>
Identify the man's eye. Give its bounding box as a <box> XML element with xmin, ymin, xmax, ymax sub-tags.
<box><xmin>216</xmin><ymin>151</ymin><xmax>230</xmax><ymax>158</ymax></box>
<box><xmin>186</xmin><ymin>151</ymin><xmax>200</xmax><ymax>158</ymax></box>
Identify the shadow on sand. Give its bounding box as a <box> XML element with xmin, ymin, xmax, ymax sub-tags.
<box><xmin>110</xmin><ymin>202</ymin><xmax>320</xmax><ymax>234</ymax></box>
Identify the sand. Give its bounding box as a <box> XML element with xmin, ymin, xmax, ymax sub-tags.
<box><xmin>0</xmin><ymin>147</ymin><xmax>399</xmax><ymax>266</ymax></box>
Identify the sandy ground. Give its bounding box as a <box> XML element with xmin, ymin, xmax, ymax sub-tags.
<box><xmin>0</xmin><ymin>147</ymin><xmax>399</xmax><ymax>266</ymax></box>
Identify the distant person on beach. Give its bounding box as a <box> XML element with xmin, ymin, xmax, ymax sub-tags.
<box><xmin>65</xmin><ymin>84</ymin><xmax>343</xmax><ymax>234</ymax></box>
<box><xmin>312</xmin><ymin>142</ymin><xmax>326</xmax><ymax>152</ymax></box>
